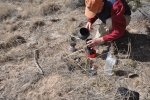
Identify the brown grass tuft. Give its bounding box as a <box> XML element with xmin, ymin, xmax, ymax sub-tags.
<box><xmin>0</xmin><ymin>3</ymin><xmax>17</xmax><ymax>21</ymax></box>
<box><xmin>29</xmin><ymin>20</ymin><xmax>45</xmax><ymax>32</ymax></box>
<box><xmin>40</xmin><ymin>2</ymin><xmax>61</xmax><ymax>16</ymax></box>
<box><xmin>0</xmin><ymin>35</ymin><xmax>26</xmax><ymax>50</ymax></box>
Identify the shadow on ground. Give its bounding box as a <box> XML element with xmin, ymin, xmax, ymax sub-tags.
<box><xmin>115</xmin><ymin>32</ymin><xmax>150</xmax><ymax>62</ymax></box>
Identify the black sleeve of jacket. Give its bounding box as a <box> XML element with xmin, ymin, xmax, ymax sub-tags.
<box><xmin>121</xmin><ymin>0</ymin><xmax>131</xmax><ymax>15</ymax></box>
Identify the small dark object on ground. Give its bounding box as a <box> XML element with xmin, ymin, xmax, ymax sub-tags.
<box><xmin>128</xmin><ymin>73</ymin><xmax>139</xmax><ymax>78</ymax></box>
<box><xmin>33</xmin><ymin>21</ymin><xmax>45</xmax><ymax>27</ymax></box>
<box><xmin>50</xmin><ymin>18</ymin><xmax>60</xmax><ymax>22</ymax></box>
<box><xmin>114</xmin><ymin>70</ymin><xmax>128</xmax><ymax>77</ymax></box>
<box><xmin>67</xmin><ymin>64</ymin><xmax>75</xmax><ymax>72</ymax></box>
<box><xmin>57</xmin><ymin>92</ymin><xmax>63</xmax><ymax>97</ymax></box>
<box><xmin>69</xmin><ymin>37</ymin><xmax>76</xmax><ymax>47</ymax></box>
<box><xmin>115</xmin><ymin>87</ymin><xmax>139</xmax><ymax>100</ymax></box>
<box><xmin>70</xmin><ymin>41</ymin><xmax>76</xmax><ymax>47</ymax></box>
<box><xmin>30</xmin><ymin>20</ymin><xmax>45</xmax><ymax>32</ymax></box>
<box><xmin>68</xmin><ymin>37</ymin><xmax>77</xmax><ymax>52</ymax></box>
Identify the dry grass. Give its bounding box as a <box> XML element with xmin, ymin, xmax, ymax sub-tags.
<box><xmin>0</xmin><ymin>3</ymin><xmax>17</xmax><ymax>21</ymax></box>
<box><xmin>19</xmin><ymin>1</ymin><xmax>62</xmax><ymax>18</ymax></box>
<box><xmin>39</xmin><ymin>2</ymin><xmax>61</xmax><ymax>16</ymax></box>
<box><xmin>0</xmin><ymin>0</ymin><xmax>149</xmax><ymax>100</ymax></box>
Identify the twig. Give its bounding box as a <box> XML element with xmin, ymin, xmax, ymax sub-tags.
<box><xmin>62</xmin><ymin>46</ymin><xmax>86</xmax><ymax>60</ymax></box>
<box><xmin>34</xmin><ymin>49</ymin><xmax>44</xmax><ymax>75</ymax></box>
<box><xmin>126</xmin><ymin>38</ymin><xmax>132</xmax><ymax>59</ymax></box>
<box><xmin>68</xmin><ymin>58</ymin><xmax>87</xmax><ymax>72</ymax></box>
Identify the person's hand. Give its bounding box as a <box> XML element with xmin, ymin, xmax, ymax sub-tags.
<box><xmin>85</xmin><ymin>22</ymin><xmax>92</xmax><ymax>30</ymax></box>
<box><xmin>87</xmin><ymin>37</ymin><xmax>104</xmax><ymax>47</ymax></box>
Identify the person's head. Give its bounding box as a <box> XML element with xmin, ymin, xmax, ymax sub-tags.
<box><xmin>85</xmin><ymin>0</ymin><xmax>104</xmax><ymax>18</ymax></box>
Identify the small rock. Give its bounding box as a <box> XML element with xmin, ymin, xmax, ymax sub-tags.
<box><xmin>115</xmin><ymin>87</ymin><xmax>140</xmax><ymax>100</ymax></box>
<box><xmin>128</xmin><ymin>73</ymin><xmax>139</xmax><ymax>79</ymax></box>
<box><xmin>114</xmin><ymin>70</ymin><xmax>128</xmax><ymax>77</ymax></box>
<box><xmin>57</xmin><ymin>92</ymin><xmax>63</xmax><ymax>97</ymax></box>
<box><xmin>67</xmin><ymin>64</ymin><xmax>75</xmax><ymax>72</ymax></box>
<box><xmin>50</xmin><ymin>18</ymin><xmax>60</xmax><ymax>22</ymax></box>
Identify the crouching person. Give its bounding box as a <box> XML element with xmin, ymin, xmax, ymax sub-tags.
<box><xmin>84</xmin><ymin>0</ymin><xmax>131</xmax><ymax>54</ymax></box>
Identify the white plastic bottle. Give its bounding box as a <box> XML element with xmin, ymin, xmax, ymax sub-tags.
<box><xmin>104</xmin><ymin>52</ymin><xmax>117</xmax><ymax>75</ymax></box>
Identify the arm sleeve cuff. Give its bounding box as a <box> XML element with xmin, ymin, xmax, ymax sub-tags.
<box><xmin>87</xmin><ymin>16</ymin><xmax>98</xmax><ymax>24</ymax></box>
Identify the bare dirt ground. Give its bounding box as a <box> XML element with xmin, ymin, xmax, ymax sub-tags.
<box><xmin>0</xmin><ymin>0</ymin><xmax>150</xmax><ymax>100</ymax></box>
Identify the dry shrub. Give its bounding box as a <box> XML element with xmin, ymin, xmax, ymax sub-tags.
<box><xmin>40</xmin><ymin>1</ymin><xmax>61</xmax><ymax>16</ymax></box>
<box><xmin>0</xmin><ymin>35</ymin><xmax>26</xmax><ymax>50</ymax></box>
<box><xmin>0</xmin><ymin>3</ymin><xmax>17</xmax><ymax>21</ymax></box>
<box><xmin>30</xmin><ymin>20</ymin><xmax>45</xmax><ymax>32</ymax></box>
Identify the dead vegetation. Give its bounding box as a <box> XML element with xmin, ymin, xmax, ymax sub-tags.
<box><xmin>0</xmin><ymin>0</ymin><xmax>150</xmax><ymax>100</ymax></box>
<box><xmin>29</xmin><ymin>20</ymin><xmax>45</xmax><ymax>32</ymax></box>
<box><xmin>40</xmin><ymin>2</ymin><xmax>61</xmax><ymax>16</ymax></box>
<box><xmin>0</xmin><ymin>3</ymin><xmax>17</xmax><ymax>21</ymax></box>
<box><xmin>0</xmin><ymin>0</ymin><xmax>43</xmax><ymax>3</ymax></box>
<box><xmin>0</xmin><ymin>35</ymin><xmax>26</xmax><ymax>50</ymax></box>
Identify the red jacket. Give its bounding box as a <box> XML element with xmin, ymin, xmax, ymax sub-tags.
<box><xmin>88</xmin><ymin>0</ymin><xmax>131</xmax><ymax>41</ymax></box>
